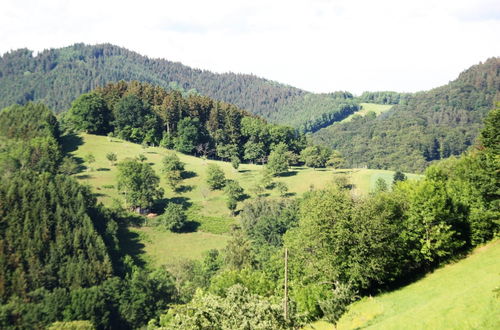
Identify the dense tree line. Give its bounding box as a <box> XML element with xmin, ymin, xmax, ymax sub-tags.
<box><xmin>0</xmin><ymin>43</ymin><xmax>358</xmax><ymax>131</ymax></box>
<box><xmin>0</xmin><ymin>104</ymin><xmax>178</xmax><ymax>329</ymax></box>
<box><xmin>357</xmin><ymin>91</ymin><xmax>411</xmax><ymax>104</ymax></box>
<box><xmin>313</xmin><ymin>57</ymin><xmax>500</xmax><ymax>172</ymax></box>
<box><xmin>64</xmin><ymin>81</ymin><xmax>307</xmax><ymax>163</ymax></box>
<box><xmin>151</xmin><ymin>106</ymin><xmax>498</xmax><ymax>328</ymax></box>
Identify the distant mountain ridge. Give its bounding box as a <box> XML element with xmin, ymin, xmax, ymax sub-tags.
<box><xmin>313</xmin><ymin>57</ymin><xmax>500</xmax><ymax>172</ymax></box>
<box><xmin>0</xmin><ymin>43</ymin><xmax>356</xmax><ymax>132</ymax></box>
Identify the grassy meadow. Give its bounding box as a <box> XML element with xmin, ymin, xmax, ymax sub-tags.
<box><xmin>306</xmin><ymin>240</ymin><xmax>500</xmax><ymax>329</ymax></box>
<box><xmin>64</xmin><ymin>133</ymin><xmax>420</xmax><ymax>265</ymax></box>
<box><xmin>341</xmin><ymin>103</ymin><xmax>393</xmax><ymax>123</ymax></box>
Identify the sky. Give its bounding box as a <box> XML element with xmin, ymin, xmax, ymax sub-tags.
<box><xmin>0</xmin><ymin>0</ymin><xmax>499</xmax><ymax>94</ymax></box>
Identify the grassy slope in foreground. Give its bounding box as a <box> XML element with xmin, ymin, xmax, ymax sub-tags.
<box><xmin>340</xmin><ymin>103</ymin><xmax>393</xmax><ymax>123</ymax></box>
<box><xmin>309</xmin><ymin>240</ymin><xmax>500</xmax><ymax>329</ymax></box>
<box><xmin>65</xmin><ymin>134</ymin><xmax>420</xmax><ymax>265</ymax></box>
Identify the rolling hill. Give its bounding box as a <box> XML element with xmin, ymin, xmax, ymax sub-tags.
<box><xmin>307</xmin><ymin>240</ymin><xmax>500</xmax><ymax>329</ymax></box>
<box><xmin>0</xmin><ymin>43</ymin><xmax>357</xmax><ymax>132</ymax></box>
<box><xmin>65</xmin><ymin>133</ymin><xmax>420</xmax><ymax>265</ymax></box>
<box><xmin>312</xmin><ymin>57</ymin><xmax>500</xmax><ymax>172</ymax></box>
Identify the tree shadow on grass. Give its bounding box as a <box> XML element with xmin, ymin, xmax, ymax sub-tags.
<box><xmin>117</xmin><ymin>225</ymin><xmax>146</xmax><ymax>269</ymax></box>
<box><xmin>175</xmin><ymin>185</ymin><xmax>194</xmax><ymax>193</ymax></box>
<box><xmin>75</xmin><ymin>174</ymin><xmax>92</xmax><ymax>180</ymax></box>
<box><xmin>178</xmin><ymin>220</ymin><xmax>200</xmax><ymax>233</ymax></box>
<box><xmin>153</xmin><ymin>197</ymin><xmax>193</xmax><ymax>214</ymax></box>
<box><xmin>60</xmin><ymin>133</ymin><xmax>84</xmax><ymax>153</ymax></box>
<box><xmin>182</xmin><ymin>171</ymin><xmax>197</xmax><ymax>179</ymax></box>
<box><xmin>97</xmin><ymin>167</ymin><xmax>111</xmax><ymax>171</ymax></box>
<box><xmin>277</xmin><ymin>170</ymin><xmax>298</xmax><ymax>177</ymax></box>
<box><xmin>283</xmin><ymin>192</ymin><xmax>297</xmax><ymax>198</ymax></box>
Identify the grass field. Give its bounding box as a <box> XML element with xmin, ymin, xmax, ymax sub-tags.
<box><xmin>129</xmin><ymin>227</ymin><xmax>230</xmax><ymax>266</ymax></box>
<box><xmin>341</xmin><ymin>103</ymin><xmax>393</xmax><ymax>123</ymax></box>
<box><xmin>64</xmin><ymin>133</ymin><xmax>420</xmax><ymax>263</ymax></box>
<box><xmin>306</xmin><ymin>240</ymin><xmax>500</xmax><ymax>329</ymax></box>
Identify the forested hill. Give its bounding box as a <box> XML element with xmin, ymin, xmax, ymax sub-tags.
<box><xmin>313</xmin><ymin>57</ymin><xmax>500</xmax><ymax>172</ymax></box>
<box><xmin>0</xmin><ymin>43</ymin><xmax>357</xmax><ymax>132</ymax></box>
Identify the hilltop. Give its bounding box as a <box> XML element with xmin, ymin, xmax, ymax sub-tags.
<box><xmin>313</xmin><ymin>57</ymin><xmax>500</xmax><ymax>172</ymax></box>
<box><xmin>0</xmin><ymin>43</ymin><xmax>357</xmax><ymax>132</ymax></box>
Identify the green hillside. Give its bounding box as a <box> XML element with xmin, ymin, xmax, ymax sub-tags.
<box><xmin>334</xmin><ymin>240</ymin><xmax>500</xmax><ymax>329</ymax></box>
<box><xmin>66</xmin><ymin>133</ymin><xmax>418</xmax><ymax>264</ymax></box>
<box><xmin>313</xmin><ymin>58</ymin><xmax>500</xmax><ymax>172</ymax></box>
<box><xmin>340</xmin><ymin>103</ymin><xmax>393</xmax><ymax>123</ymax></box>
<box><xmin>0</xmin><ymin>44</ymin><xmax>357</xmax><ymax>132</ymax></box>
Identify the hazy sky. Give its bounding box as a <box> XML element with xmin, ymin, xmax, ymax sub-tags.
<box><xmin>1</xmin><ymin>0</ymin><xmax>499</xmax><ymax>94</ymax></box>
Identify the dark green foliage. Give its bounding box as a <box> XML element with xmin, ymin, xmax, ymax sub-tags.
<box><xmin>154</xmin><ymin>204</ymin><xmax>187</xmax><ymax>232</ymax></box>
<box><xmin>0</xmin><ymin>44</ymin><xmax>358</xmax><ymax>131</ymax></box>
<box><xmin>63</xmin><ymin>80</ymin><xmax>306</xmax><ymax>162</ymax></box>
<box><xmin>174</xmin><ymin>117</ymin><xmax>201</xmax><ymax>153</ymax></box>
<box><xmin>393</xmin><ymin>170</ymin><xmax>407</xmax><ymax>184</ymax></box>
<box><xmin>313</xmin><ymin>58</ymin><xmax>500</xmax><ymax>171</ymax></box>
<box><xmin>479</xmin><ymin>102</ymin><xmax>499</xmax><ymax>153</ymax></box>
<box><xmin>0</xmin><ymin>172</ymin><xmax>116</xmax><ymax>303</ymax></box>
<box><xmin>358</xmin><ymin>91</ymin><xmax>410</xmax><ymax>104</ymax></box>
<box><xmin>241</xmin><ymin>198</ymin><xmax>299</xmax><ymax>248</ymax></box>
<box><xmin>0</xmin><ymin>136</ymin><xmax>63</xmax><ymax>175</ymax></box>
<box><xmin>66</xmin><ymin>93</ymin><xmax>110</xmax><ymax>134</ymax></box>
<box><xmin>0</xmin><ymin>103</ymin><xmax>59</xmax><ymax>140</ymax></box>
<box><xmin>112</xmin><ymin>94</ymin><xmax>161</xmax><ymax>144</ymax></box>
<box><xmin>206</xmin><ymin>164</ymin><xmax>226</xmax><ymax>190</ymax></box>
<box><xmin>117</xmin><ymin>159</ymin><xmax>163</xmax><ymax>211</ymax></box>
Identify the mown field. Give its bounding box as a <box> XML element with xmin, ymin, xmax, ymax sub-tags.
<box><xmin>306</xmin><ymin>240</ymin><xmax>500</xmax><ymax>329</ymax></box>
<box><xmin>340</xmin><ymin>103</ymin><xmax>393</xmax><ymax>123</ymax></box>
<box><xmin>64</xmin><ymin>133</ymin><xmax>419</xmax><ymax>265</ymax></box>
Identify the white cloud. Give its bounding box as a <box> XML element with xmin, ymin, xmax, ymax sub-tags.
<box><xmin>0</xmin><ymin>0</ymin><xmax>498</xmax><ymax>93</ymax></box>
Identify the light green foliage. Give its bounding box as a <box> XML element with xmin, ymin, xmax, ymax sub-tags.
<box><xmin>155</xmin><ymin>285</ymin><xmax>294</xmax><ymax>330</ymax></box>
<box><xmin>224</xmin><ymin>180</ymin><xmax>245</xmax><ymax>214</ymax></box>
<box><xmin>48</xmin><ymin>320</ymin><xmax>95</xmax><ymax>330</ymax></box>
<box><xmin>224</xmin><ymin>228</ymin><xmax>253</xmax><ymax>270</ymax></box>
<box><xmin>300</xmin><ymin>145</ymin><xmax>331</xmax><ymax>168</ymax></box>
<box><xmin>326</xmin><ymin>150</ymin><xmax>345</xmax><ymax>169</ymax></box>
<box><xmin>340</xmin><ymin>102</ymin><xmax>393</xmax><ymax>123</ymax></box>
<box><xmin>230</xmin><ymin>155</ymin><xmax>240</xmax><ymax>171</ymax></box>
<box><xmin>266</xmin><ymin>142</ymin><xmax>290</xmax><ymax>176</ymax></box>
<box><xmin>209</xmin><ymin>268</ymin><xmax>276</xmax><ymax>297</ymax></box>
<box><xmin>373</xmin><ymin>177</ymin><xmax>388</xmax><ymax>192</ymax></box>
<box><xmin>275</xmin><ymin>181</ymin><xmax>289</xmax><ymax>197</ymax></box>
<box><xmin>397</xmin><ymin>179</ymin><xmax>465</xmax><ymax>264</ymax></box>
<box><xmin>84</xmin><ymin>153</ymin><xmax>95</xmax><ymax>171</ymax></box>
<box><xmin>241</xmin><ymin>198</ymin><xmax>299</xmax><ymax>247</ymax></box>
<box><xmin>206</xmin><ymin>164</ymin><xmax>226</xmax><ymax>190</ymax></box>
<box><xmin>161</xmin><ymin>152</ymin><xmax>185</xmax><ymax>190</ymax></box>
<box><xmin>106</xmin><ymin>152</ymin><xmax>117</xmax><ymax>166</ymax></box>
<box><xmin>117</xmin><ymin>159</ymin><xmax>163</xmax><ymax>211</ymax></box>
<box><xmin>59</xmin><ymin>156</ymin><xmax>80</xmax><ymax>175</ymax></box>
<box><xmin>154</xmin><ymin>203</ymin><xmax>187</xmax><ymax>232</ymax></box>
<box><xmin>337</xmin><ymin>241</ymin><xmax>500</xmax><ymax>329</ymax></box>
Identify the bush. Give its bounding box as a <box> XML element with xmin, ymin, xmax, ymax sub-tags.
<box><xmin>155</xmin><ymin>204</ymin><xmax>187</xmax><ymax>232</ymax></box>
<box><xmin>206</xmin><ymin>164</ymin><xmax>226</xmax><ymax>190</ymax></box>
